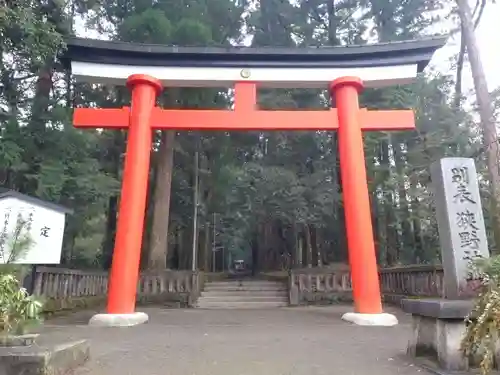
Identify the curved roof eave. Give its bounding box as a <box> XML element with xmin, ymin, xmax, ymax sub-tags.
<box><xmin>61</xmin><ymin>36</ymin><xmax>447</xmax><ymax>72</ymax></box>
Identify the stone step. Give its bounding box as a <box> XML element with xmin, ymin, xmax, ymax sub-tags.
<box><xmin>197</xmin><ymin>280</ymin><xmax>289</xmax><ymax>309</ymax></box>
<box><xmin>201</xmin><ymin>290</ymin><xmax>288</xmax><ymax>297</ymax></box>
<box><xmin>203</xmin><ymin>286</ymin><xmax>287</xmax><ymax>292</ymax></box>
<box><xmin>206</xmin><ymin>279</ymin><xmax>285</xmax><ymax>286</ymax></box>
<box><xmin>196</xmin><ymin>301</ymin><xmax>289</xmax><ymax>309</ymax></box>
<box><xmin>198</xmin><ymin>295</ymin><xmax>288</xmax><ymax>302</ymax></box>
<box><xmin>204</xmin><ymin>288</ymin><xmax>288</xmax><ymax>294</ymax></box>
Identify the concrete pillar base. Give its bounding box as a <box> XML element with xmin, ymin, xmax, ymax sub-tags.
<box><xmin>88</xmin><ymin>312</ymin><xmax>149</xmax><ymax>327</ymax></box>
<box><xmin>341</xmin><ymin>312</ymin><xmax>398</xmax><ymax>326</ymax></box>
<box><xmin>401</xmin><ymin>299</ymin><xmax>474</xmax><ymax>371</ymax></box>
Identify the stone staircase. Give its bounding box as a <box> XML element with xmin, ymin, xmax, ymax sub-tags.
<box><xmin>195</xmin><ymin>279</ymin><xmax>289</xmax><ymax>309</ymax></box>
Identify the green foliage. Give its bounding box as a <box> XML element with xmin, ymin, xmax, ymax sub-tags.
<box><xmin>173</xmin><ymin>18</ymin><xmax>213</xmax><ymax>45</ymax></box>
<box><xmin>0</xmin><ymin>217</ymin><xmax>42</xmax><ymax>337</ymax></box>
<box><xmin>118</xmin><ymin>8</ymin><xmax>173</xmax><ymax>43</ymax></box>
<box><xmin>0</xmin><ymin>274</ymin><xmax>43</xmax><ymax>336</ymax></box>
<box><xmin>0</xmin><ymin>216</ymin><xmax>33</xmax><ymax>264</ymax></box>
<box><xmin>0</xmin><ymin>0</ymin><xmax>64</xmax><ymax>71</ymax></box>
<box><xmin>0</xmin><ymin>215</ymin><xmax>35</xmax><ymax>280</ymax></box>
<box><xmin>0</xmin><ymin>0</ymin><xmax>493</xmax><ymax>273</ymax></box>
<box><xmin>462</xmin><ymin>256</ymin><xmax>500</xmax><ymax>375</ymax></box>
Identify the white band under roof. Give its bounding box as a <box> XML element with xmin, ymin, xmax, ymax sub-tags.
<box><xmin>71</xmin><ymin>61</ymin><xmax>418</xmax><ymax>89</ymax></box>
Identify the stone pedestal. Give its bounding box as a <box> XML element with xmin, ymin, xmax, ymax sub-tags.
<box><xmin>89</xmin><ymin>312</ymin><xmax>149</xmax><ymax>327</ymax></box>
<box><xmin>342</xmin><ymin>312</ymin><xmax>398</xmax><ymax>326</ymax></box>
<box><xmin>0</xmin><ymin>339</ymin><xmax>89</xmax><ymax>375</ymax></box>
<box><xmin>402</xmin><ymin>298</ymin><xmax>473</xmax><ymax>371</ymax></box>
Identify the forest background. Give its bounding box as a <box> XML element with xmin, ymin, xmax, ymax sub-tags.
<box><xmin>0</xmin><ymin>0</ymin><xmax>498</xmax><ymax>273</ymax></box>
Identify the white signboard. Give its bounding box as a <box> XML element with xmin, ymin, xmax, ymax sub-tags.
<box><xmin>430</xmin><ymin>158</ymin><xmax>489</xmax><ymax>298</ymax></box>
<box><xmin>0</xmin><ymin>197</ymin><xmax>66</xmax><ymax>264</ymax></box>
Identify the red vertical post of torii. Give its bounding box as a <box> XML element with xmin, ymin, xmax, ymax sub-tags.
<box><xmin>74</xmin><ymin>74</ymin><xmax>415</xmax><ymax>319</ymax></box>
<box><xmin>106</xmin><ymin>74</ymin><xmax>162</xmax><ymax>314</ymax></box>
<box><xmin>331</xmin><ymin>77</ymin><xmax>383</xmax><ymax>314</ymax></box>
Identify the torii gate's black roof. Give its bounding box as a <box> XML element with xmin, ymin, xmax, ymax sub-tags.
<box><xmin>61</xmin><ymin>36</ymin><xmax>447</xmax><ymax>72</ymax></box>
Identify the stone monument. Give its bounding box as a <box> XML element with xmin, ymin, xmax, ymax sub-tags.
<box><xmin>402</xmin><ymin>157</ymin><xmax>490</xmax><ymax>371</ymax></box>
<box><xmin>431</xmin><ymin>157</ymin><xmax>490</xmax><ymax>298</ymax></box>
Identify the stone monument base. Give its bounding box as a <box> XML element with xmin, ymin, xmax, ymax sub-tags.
<box><xmin>402</xmin><ymin>298</ymin><xmax>474</xmax><ymax>371</ymax></box>
<box><xmin>341</xmin><ymin>312</ymin><xmax>398</xmax><ymax>326</ymax></box>
<box><xmin>89</xmin><ymin>312</ymin><xmax>149</xmax><ymax>327</ymax></box>
<box><xmin>0</xmin><ymin>339</ymin><xmax>89</xmax><ymax>375</ymax></box>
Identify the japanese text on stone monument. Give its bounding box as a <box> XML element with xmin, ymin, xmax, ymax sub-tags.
<box><xmin>431</xmin><ymin>158</ymin><xmax>489</xmax><ymax>298</ymax></box>
<box><xmin>449</xmin><ymin>165</ymin><xmax>485</xmax><ymax>268</ymax></box>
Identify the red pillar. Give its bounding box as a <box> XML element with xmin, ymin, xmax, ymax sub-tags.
<box><xmin>107</xmin><ymin>74</ymin><xmax>162</xmax><ymax>314</ymax></box>
<box><xmin>330</xmin><ymin>77</ymin><xmax>383</xmax><ymax>314</ymax></box>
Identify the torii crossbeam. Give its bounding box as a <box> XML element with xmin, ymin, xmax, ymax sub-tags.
<box><xmin>63</xmin><ymin>36</ymin><xmax>446</xmax><ymax>328</ymax></box>
<box><xmin>74</xmin><ymin>82</ymin><xmax>414</xmax><ymax>131</ymax></box>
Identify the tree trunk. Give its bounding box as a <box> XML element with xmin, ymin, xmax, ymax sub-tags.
<box><xmin>305</xmin><ymin>224</ymin><xmax>313</xmax><ymax>267</ymax></box>
<box><xmin>412</xmin><ymin>205</ymin><xmax>425</xmax><ymax>263</ymax></box>
<box><xmin>316</xmin><ymin>228</ymin><xmax>325</xmax><ymax>266</ymax></box>
<box><xmin>293</xmin><ymin>224</ymin><xmax>301</xmax><ymax>268</ymax></box>
<box><xmin>102</xmin><ymin>196</ymin><xmax>118</xmax><ymax>269</ymax></box>
<box><xmin>297</xmin><ymin>232</ymin><xmax>303</xmax><ymax>268</ymax></box>
<box><xmin>379</xmin><ymin>140</ymin><xmax>399</xmax><ymax>265</ymax></box>
<box><xmin>176</xmin><ymin>227</ymin><xmax>188</xmax><ymax>270</ymax></box>
<box><xmin>456</xmin><ymin>0</ymin><xmax>500</xmax><ymax>252</ymax></box>
<box><xmin>370</xmin><ymin>191</ymin><xmax>381</xmax><ymax>263</ymax></box>
<box><xmin>172</xmin><ymin>227</ymin><xmax>182</xmax><ymax>269</ymax></box>
<box><xmin>393</xmin><ymin>139</ymin><xmax>415</xmax><ymax>262</ymax></box>
<box><xmin>147</xmin><ymin>130</ymin><xmax>176</xmax><ymax>269</ymax></box>
<box><xmin>191</xmin><ymin>150</ymin><xmax>200</xmax><ymax>271</ymax></box>
<box><xmin>258</xmin><ymin>222</ymin><xmax>268</xmax><ymax>271</ymax></box>
<box><xmin>406</xmin><ymin>135</ymin><xmax>424</xmax><ymax>263</ymax></box>
<box><xmin>251</xmin><ymin>230</ymin><xmax>259</xmax><ymax>275</ymax></box>
<box><xmin>454</xmin><ymin>28</ymin><xmax>466</xmax><ymax>109</ymax></box>
<box><xmin>326</xmin><ymin>0</ymin><xmax>347</xmax><ymax>265</ymax></box>
<box><xmin>203</xmin><ymin>221</ymin><xmax>211</xmax><ymax>271</ymax></box>
<box><xmin>24</xmin><ymin>65</ymin><xmax>53</xmax><ymax>194</ymax></box>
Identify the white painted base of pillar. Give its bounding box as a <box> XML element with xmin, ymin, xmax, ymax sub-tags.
<box><xmin>341</xmin><ymin>312</ymin><xmax>398</xmax><ymax>326</ymax></box>
<box><xmin>88</xmin><ymin>312</ymin><xmax>149</xmax><ymax>327</ymax></box>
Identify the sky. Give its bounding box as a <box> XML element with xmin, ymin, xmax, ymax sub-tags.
<box><xmin>474</xmin><ymin>1</ymin><xmax>500</xmax><ymax>91</ymax></box>
<box><xmin>431</xmin><ymin>1</ymin><xmax>500</xmax><ymax>94</ymax></box>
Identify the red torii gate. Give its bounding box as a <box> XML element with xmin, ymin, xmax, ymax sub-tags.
<box><xmin>65</xmin><ymin>35</ymin><xmax>445</xmax><ymax>327</ymax></box>
<box><xmin>74</xmin><ymin>74</ymin><xmax>413</xmax><ymax>326</ymax></box>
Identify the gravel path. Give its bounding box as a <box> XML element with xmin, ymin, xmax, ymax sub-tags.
<box><xmin>39</xmin><ymin>305</ymin><xmax>428</xmax><ymax>375</ymax></box>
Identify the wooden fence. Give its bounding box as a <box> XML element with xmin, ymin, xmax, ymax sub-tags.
<box><xmin>289</xmin><ymin>264</ymin><xmax>444</xmax><ymax>305</ymax></box>
<box><xmin>28</xmin><ymin>264</ymin><xmax>444</xmax><ymax>311</ymax></box>
<box><xmin>30</xmin><ymin>266</ymin><xmax>203</xmax><ymax>311</ymax></box>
